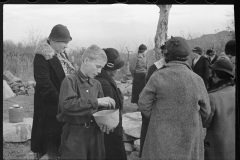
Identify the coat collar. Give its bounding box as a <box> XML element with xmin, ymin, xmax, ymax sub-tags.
<box><xmin>208</xmin><ymin>79</ymin><xmax>235</xmax><ymax>93</ymax></box>
<box><xmin>76</xmin><ymin>69</ymin><xmax>94</xmax><ymax>86</ymax></box>
<box><xmin>35</xmin><ymin>38</ymin><xmax>66</xmax><ymax>82</ymax></box>
<box><xmin>35</xmin><ymin>38</ymin><xmax>55</xmax><ymax>60</ymax></box>
<box><xmin>96</xmin><ymin>70</ymin><xmax>117</xmax><ymax>87</ymax></box>
<box><xmin>164</xmin><ymin>60</ymin><xmax>192</xmax><ymax>71</ymax></box>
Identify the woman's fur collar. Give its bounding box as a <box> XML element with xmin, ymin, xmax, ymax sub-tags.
<box><xmin>35</xmin><ymin>38</ymin><xmax>55</xmax><ymax>60</ymax></box>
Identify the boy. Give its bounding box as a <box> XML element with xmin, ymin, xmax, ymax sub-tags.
<box><xmin>57</xmin><ymin>45</ymin><xmax>115</xmax><ymax>160</ymax></box>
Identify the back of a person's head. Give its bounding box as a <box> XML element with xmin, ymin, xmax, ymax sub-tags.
<box><xmin>225</xmin><ymin>39</ymin><xmax>235</xmax><ymax>56</ymax></box>
<box><xmin>82</xmin><ymin>45</ymin><xmax>107</xmax><ymax>62</ymax></box>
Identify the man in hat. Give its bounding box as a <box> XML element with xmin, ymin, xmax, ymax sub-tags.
<box><xmin>130</xmin><ymin>44</ymin><xmax>148</xmax><ymax>105</ymax></box>
<box><xmin>192</xmin><ymin>46</ymin><xmax>210</xmax><ymax>89</ymax></box>
<box><xmin>203</xmin><ymin>58</ymin><xmax>235</xmax><ymax>160</ymax></box>
<box><xmin>205</xmin><ymin>49</ymin><xmax>218</xmax><ymax>65</ymax></box>
<box><xmin>224</xmin><ymin>39</ymin><xmax>236</xmax><ymax>84</ymax></box>
<box><xmin>95</xmin><ymin>48</ymin><xmax>127</xmax><ymax>160</ymax></box>
<box><xmin>57</xmin><ymin>45</ymin><xmax>116</xmax><ymax>160</ymax></box>
<box><xmin>31</xmin><ymin>24</ymin><xmax>75</xmax><ymax>159</ymax></box>
<box><xmin>138</xmin><ymin>36</ymin><xmax>211</xmax><ymax>160</ymax></box>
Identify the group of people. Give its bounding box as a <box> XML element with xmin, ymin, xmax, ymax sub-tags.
<box><xmin>31</xmin><ymin>24</ymin><xmax>236</xmax><ymax>160</ymax></box>
<box><xmin>31</xmin><ymin>24</ymin><xmax>127</xmax><ymax>160</ymax></box>
<box><xmin>130</xmin><ymin>37</ymin><xmax>236</xmax><ymax>160</ymax></box>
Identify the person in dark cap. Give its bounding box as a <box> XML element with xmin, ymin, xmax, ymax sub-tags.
<box><xmin>225</xmin><ymin>39</ymin><xmax>236</xmax><ymax>65</ymax></box>
<box><xmin>205</xmin><ymin>49</ymin><xmax>218</xmax><ymax>65</ymax></box>
<box><xmin>129</xmin><ymin>44</ymin><xmax>148</xmax><ymax>105</ymax></box>
<box><xmin>191</xmin><ymin>46</ymin><xmax>210</xmax><ymax>89</ymax></box>
<box><xmin>31</xmin><ymin>24</ymin><xmax>76</xmax><ymax>159</ymax></box>
<box><xmin>224</xmin><ymin>39</ymin><xmax>236</xmax><ymax>84</ymax></box>
<box><xmin>95</xmin><ymin>48</ymin><xmax>127</xmax><ymax>160</ymax></box>
<box><xmin>138</xmin><ymin>36</ymin><xmax>211</xmax><ymax>159</ymax></box>
<box><xmin>203</xmin><ymin>58</ymin><xmax>235</xmax><ymax>160</ymax></box>
<box><xmin>57</xmin><ymin>45</ymin><xmax>116</xmax><ymax>160</ymax></box>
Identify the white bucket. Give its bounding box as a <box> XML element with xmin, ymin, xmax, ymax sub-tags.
<box><xmin>93</xmin><ymin>109</ymin><xmax>119</xmax><ymax>130</ymax></box>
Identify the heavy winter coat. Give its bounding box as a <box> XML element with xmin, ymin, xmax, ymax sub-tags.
<box><xmin>203</xmin><ymin>80</ymin><xmax>235</xmax><ymax>160</ymax></box>
<box><xmin>192</xmin><ymin>56</ymin><xmax>210</xmax><ymax>89</ymax></box>
<box><xmin>138</xmin><ymin>61</ymin><xmax>211</xmax><ymax>160</ymax></box>
<box><xmin>31</xmin><ymin>39</ymin><xmax>68</xmax><ymax>153</ymax></box>
<box><xmin>95</xmin><ymin>70</ymin><xmax>127</xmax><ymax>160</ymax></box>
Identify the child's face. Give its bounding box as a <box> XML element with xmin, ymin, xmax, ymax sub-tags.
<box><xmin>83</xmin><ymin>58</ymin><xmax>106</xmax><ymax>78</ymax></box>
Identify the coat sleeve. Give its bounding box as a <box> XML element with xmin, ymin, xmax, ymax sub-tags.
<box><xmin>145</xmin><ymin>64</ymin><xmax>157</xmax><ymax>84</ymax></box>
<box><xmin>96</xmin><ymin>78</ymin><xmax>115</xmax><ymax>109</ymax></box>
<box><xmin>198</xmin><ymin>79</ymin><xmax>211</xmax><ymax>125</ymax></box>
<box><xmin>202</xmin><ymin>58</ymin><xmax>210</xmax><ymax>88</ymax></box>
<box><xmin>58</xmin><ymin>76</ymin><xmax>99</xmax><ymax>116</ymax></box>
<box><xmin>138</xmin><ymin>74</ymin><xmax>157</xmax><ymax>118</ymax></box>
<box><xmin>202</xmin><ymin>94</ymin><xmax>216</xmax><ymax>128</ymax></box>
<box><xmin>129</xmin><ymin>54</ymin><xmax>137</xmax><ymax>76</ymax></box>
<box><xmin>34</xmin><ymin>54</ymin><xmax>59</xmax><ymax>106</ymax></box>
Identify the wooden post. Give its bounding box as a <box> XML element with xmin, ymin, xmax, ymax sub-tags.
<box><xmin>154</xmin><ymin>5</ymin><xmax>172</xmax><ymax>61</ymax></box>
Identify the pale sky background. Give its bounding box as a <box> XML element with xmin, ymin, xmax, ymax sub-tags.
<box><xmin>3</xmin><ymin>4</ymin><xmax>234</xmax><ymax>52</ymax></box>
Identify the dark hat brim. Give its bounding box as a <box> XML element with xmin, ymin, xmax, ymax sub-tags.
<box><xmin>49</xmin><ymin>36</ymin><xmax>72</xmax><ymax>42</ymax></box>
<box><xmin>209</xmin><ymin>63</ymin><xmax>234</xmax><ymax>78</ymax></box>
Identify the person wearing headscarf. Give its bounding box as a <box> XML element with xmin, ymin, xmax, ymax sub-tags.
<box><xmin>138</xmin><ymin>36</ymin><xmax>211</xmax><ymax>160</ymax></box>
<box><xmin>204</xmin><ymin>58</ymin><xmax>235</xmax><ymax>160</ymax></box>
<box><xmin>95</xmin><ymin>48</ymin><xmax>127</xmax><ymax>160</ymax></box>
<box><xmin>31</xmin><ymin>24</ymin><xmax>75</xmax><ymax>159</ymax></box>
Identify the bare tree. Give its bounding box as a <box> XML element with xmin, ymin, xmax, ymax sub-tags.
<box><xmin>154</xmin><ymin>5</ymin><xmax>172</xmax><ymax>61</ymax></box>
<box><xmin>22</xmin><ymin>26</ymin><xmax>42</xmax><ymax>47</ymax></box>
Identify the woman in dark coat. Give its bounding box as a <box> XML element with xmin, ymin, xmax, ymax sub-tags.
<box><xmin>95</xmin><ymin>48</ymin><xmax>127</xmax><ymax>160</ymax></box>
<box><xmin>31</xmin><ymin>24</ymin><xmax>75</xmax><ymax>159</ymax></box>
<box><xmin>129</xmin><ymin>44</ymin><xmax>148</xmax><ymax>104</ymax></box>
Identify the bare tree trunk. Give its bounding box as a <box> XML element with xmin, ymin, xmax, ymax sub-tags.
<box><xmin>154</xmin><ymin>5</ymin><xmax>172</xmax><ymax>61</ymax></box>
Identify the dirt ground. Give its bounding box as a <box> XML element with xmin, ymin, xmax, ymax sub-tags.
<box><xmin>3</xmin><ymin>87</ymin><xmax>138</xmax><ymax>160</ymax></box>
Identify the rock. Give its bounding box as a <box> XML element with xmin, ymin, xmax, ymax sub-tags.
<box><xmin>3</xmin><ymin>80</ymin><xmax>15</xmax><ymax>99</ymax></box>
<box><xmin>27</xmin><ymin>80</ymin><xmax>36</xmax><ymax>87</ymax></box>
<box><xmin>40</xmin><ymin>154</ymin><xmax>49</xmax><ymax>160</ymax></box>
<box><xmin>122</xmin><ymin>112</ymin><xmax>142</xmax><ymax>138</ymax></box>
<box><xmin>124</xmin><ymin>96</ymin><xmax>128</xmax><ymax>100</ymax></box>
<box><xmin>128</xmin><ymin>151</ymin><xmax>140</xmax><ymax>160</ymax></box>
<box><xmin>124</xmin><ymin>142</ymin><xmax>134</xmax><ymax>152</ymax></box>
<box><xmin>123</xmin><ymin>132</ymin><xmax>136</xmax><ymax>142</ymax></box>
<box><xmin>134</xmin><ymin>139</ymin><xmax>140</xmax><ymax>152</ymax></box>
<box><xmin>3</xmin><ymin>118</ymin><xmax>33</xmax><ymax>142</ymax></box>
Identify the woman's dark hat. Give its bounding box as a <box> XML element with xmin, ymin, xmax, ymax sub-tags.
<box><xmin>166</xmin><ymin>36</ymin><xmax>190</xmax><ymax>58</ymax></box>
<box><xmin>192</xmin><ymin>47</ymin><xmax>202</xmax><ymax>55</ymax></box>
<box><xmin>138</xmin><ymin>44</ymin><xmax>147</xmax><ymax>53</ymax></box>
<box><xmin>206</xmin><ymin>49</ymin><xmax>214</xmax><ymax>56</ymax></box>
<box><xmin>49</xmin><ymin>24</ymin><xmax>72</xmax><ymax>42</ymax></box>
<box><xmin>102</xmin><ymin>48</ymin><xmax>125</xmax><ymax>71</ymax></box>
<box><xmin>210</xmin><ymin>58</ymin><xmax>234</xmax><ymax>78</ymax></box>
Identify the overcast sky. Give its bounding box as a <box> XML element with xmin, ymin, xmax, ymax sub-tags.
<box><xmin>3</xmin><ymin>4</ymin><xmax>234</xmax><ymax>51</ymax></box>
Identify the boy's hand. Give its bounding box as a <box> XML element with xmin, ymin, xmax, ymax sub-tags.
<box><xmin>97</xmin><ymin>97</ymin><xmax>116</xmax><ymax>109</ymax></box>
<box><xmin>100</xmin><ymin>125</ymin><xmax>114</xmax><ymax>134</ymax></box>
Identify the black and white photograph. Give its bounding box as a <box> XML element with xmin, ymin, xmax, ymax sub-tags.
<box><xmin>3</xmin><ymin>4</ymin><xmax>236</xmax><ymax>160</ymax></box>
